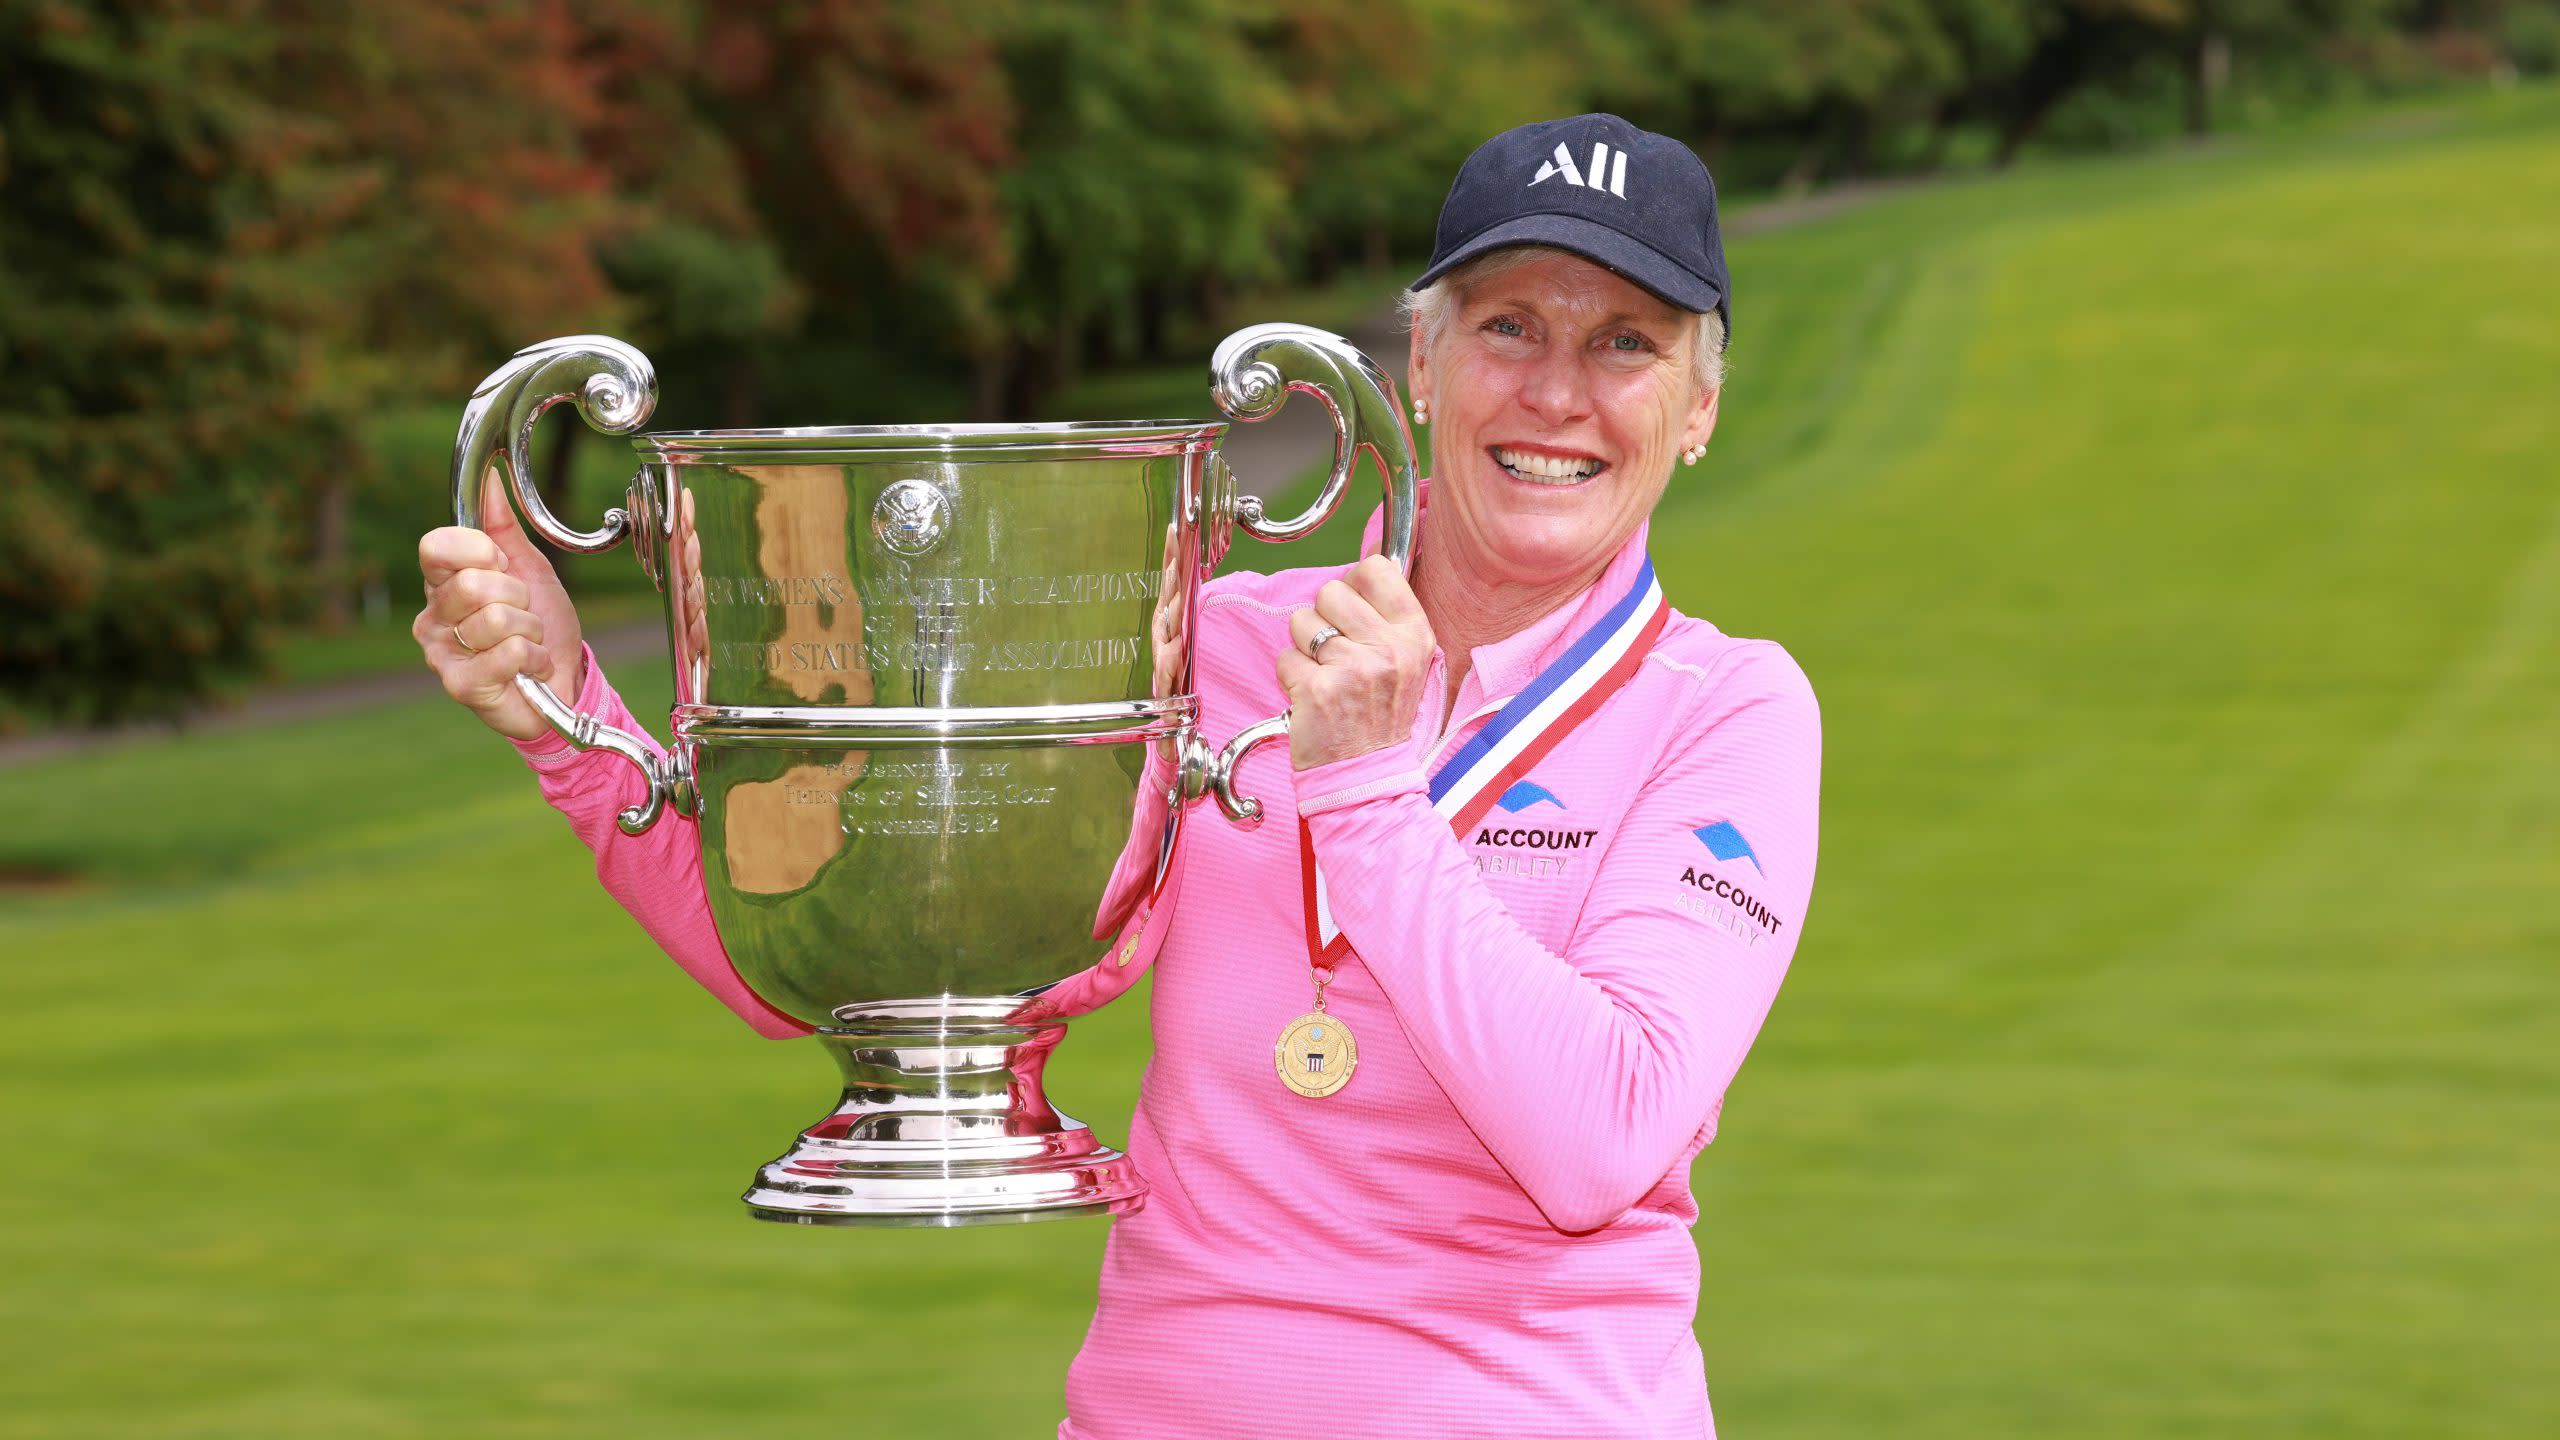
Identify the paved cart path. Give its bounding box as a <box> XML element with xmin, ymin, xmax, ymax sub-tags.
<box><xmin>0</xmin><ymin>622</ymin><xmax>672</xmax><ymax>771</ymax></box>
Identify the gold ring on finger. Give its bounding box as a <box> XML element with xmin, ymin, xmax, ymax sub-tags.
<box><xmin>453</xmin><ymin>622</ymin><xmax>482</xmax><ymax>655</ymax></box>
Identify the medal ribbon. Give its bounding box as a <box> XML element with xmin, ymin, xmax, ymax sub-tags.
<box><xmin>1300</xmin><ymin>555</ymin><xmax>1668</xmax><ymax>966</ymax></box>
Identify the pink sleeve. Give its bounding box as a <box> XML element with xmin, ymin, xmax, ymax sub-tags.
<box><xmin>510</xmin><ymin>648</ymin><xmax>811</xmax><ymax>1039</ymax></box>
<box><xmin>1294</xmin><ymin>643</ymin><xmax>1821</xmax><ymax>1233</ymax></box>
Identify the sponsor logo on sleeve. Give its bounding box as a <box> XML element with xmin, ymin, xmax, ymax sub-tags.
<box><xmin>1471</xmin><ymin>781</ymin><xmax>1596</xmax><ymax>879</ymax></box>
<box><xmin>1674</xmin><ymin>820</ymin><xmax>1784</xmax><ymax>945</ymax></box>
<box><xmin>1691</xmin><ymin>820</ymin><xmax>1761</xmax><ymax>873</ymax></box>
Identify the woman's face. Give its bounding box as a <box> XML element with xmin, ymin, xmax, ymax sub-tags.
<box><xmin>1410</xmin><ymin>250</ymin><xmax>1719</xmax><ymax>595</ymax></box>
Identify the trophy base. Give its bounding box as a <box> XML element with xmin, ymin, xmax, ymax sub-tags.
<box><xmin>743</xmin><ymin>1004</ymin><xmax>1146</xmax><ymax>1228</ymax></box>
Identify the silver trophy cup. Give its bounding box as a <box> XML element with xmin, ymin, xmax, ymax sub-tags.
<box><xmin>450</xmin><ymin>326</ymin><xmax>1416</xmax><ymax>1225</ymax></box>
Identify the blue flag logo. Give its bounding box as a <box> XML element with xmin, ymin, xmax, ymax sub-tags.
<box><xmin>1496</xmin><ymin>781</ymin><xmax>1564</xmax><ymax>813</ymax></box>
<box><xmin>1692</xmin><ymin>821</ymin><xmax>1761</xmax><ymax>874</ymax></box>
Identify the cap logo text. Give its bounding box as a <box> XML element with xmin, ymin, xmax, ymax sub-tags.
<box><xmin>1529</xmin><ymin>140</ymin><xmax>1628</xmax><ymax>198</ymax></box>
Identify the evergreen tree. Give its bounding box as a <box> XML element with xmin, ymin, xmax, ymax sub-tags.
<box><xmin>0</xmin><ymin>1</ymin><xmax>317</xmax><ymax>723</ymax></box>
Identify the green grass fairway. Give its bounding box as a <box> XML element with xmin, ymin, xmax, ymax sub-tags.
<box><xmin>6</xmin><ymin>92</ymin><xmax>2557</xmax><ymax>1436</ymax></box>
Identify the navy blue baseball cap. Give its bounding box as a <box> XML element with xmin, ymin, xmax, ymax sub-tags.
<box><xmin>1413</xmin><ymin>113</ymin><xmax>1730</xmax><ymax>342</ymax></box>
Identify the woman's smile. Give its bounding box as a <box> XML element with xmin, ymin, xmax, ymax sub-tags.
<box><xmin>1489</xmin><ymin>443</ymin><xmax>1608</xmax><ymax>486</ymax></box>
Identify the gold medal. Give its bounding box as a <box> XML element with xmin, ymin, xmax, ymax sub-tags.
<box><xmin>1275</xmin><ymin>968</ymin><xmax>1355</xmax><ymax>1098</ymax></box>
<box><xmin>1275</xmin><ymin>1012</ymin><xmax>1357</xmax><ymax>1097</ymax></box>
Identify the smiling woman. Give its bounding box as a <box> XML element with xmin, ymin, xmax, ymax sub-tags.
<box><xmin>1392</xmin><ymin>249</ymin><xmax>1725</xmax><ymax>687</ymax></box>
<box><xmin>412</xmin><ymin>112</ymin><xmax>1822</xmax><ymax>1440</ymax></box>
<box><xmin>1070</xmin><ymin>118</ymin><xmax>1820</xmax><ymax>1440</ymax></box>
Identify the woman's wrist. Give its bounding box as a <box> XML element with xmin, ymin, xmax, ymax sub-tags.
<box><xmin>1291</xmin><ymin>738</ymin><xmax>1428</xmax><ymax>818</ymax></box>
<box><xmin>509</xmin><ymin>642</ymin><xmax>607</xmax><ymax>763</ymax></box>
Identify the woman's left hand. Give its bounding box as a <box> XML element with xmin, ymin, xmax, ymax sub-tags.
<box><xmin>1277</xmin><ymin>554</ymin><xmax>1438</xmax><ymax>770</ymax></box>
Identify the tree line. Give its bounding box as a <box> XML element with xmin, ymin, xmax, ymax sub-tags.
<box><xmin>4</xmin><ymin>0</ymin><xmax>2551</xmax><ymax>722</ymax></box>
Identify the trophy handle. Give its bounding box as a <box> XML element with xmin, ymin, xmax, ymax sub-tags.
<box><xmin>1185</xmin><ymin>324</ymin><xmax>1421</xmax><ymax>824</ymax></box>
<box><xmin>451</xmin><ymin>335</ymin><xmax>695</xmax><ymax>836</ymax></box>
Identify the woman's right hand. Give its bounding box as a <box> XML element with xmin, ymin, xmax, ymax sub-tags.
<box><xmin>414</xmin><ymin>470</ymin><xmax>587</xmax><ymax>741</ymax></box>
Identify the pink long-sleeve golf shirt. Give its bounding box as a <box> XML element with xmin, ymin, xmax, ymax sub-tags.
<box><xmin>516</xmin><ymin>514</ymin><xmax>1821</xmax><ymax>1438</ymax></box>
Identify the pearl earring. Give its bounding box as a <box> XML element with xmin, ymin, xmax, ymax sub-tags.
<box><xmin>1412</xmin><ymin>399</ymin><xmax>1429</xmax><ymax>425</ymax></box>
<box><xmin>1682</xmin><ymin>446</ymin><xmax>1703</xmax><ymax>466</ymax></box>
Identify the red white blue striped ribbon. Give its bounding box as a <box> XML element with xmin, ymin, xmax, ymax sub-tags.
<box><xmin>1302</xmin><ymin>556</ymin><xmax>1668</xmax><ymax>965</ymax></box>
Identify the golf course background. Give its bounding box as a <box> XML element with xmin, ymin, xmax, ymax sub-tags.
<box><xmin>5</xmin><ymin>90</ymin><xmax>2556</xmax><ymax>1437</ymax></box>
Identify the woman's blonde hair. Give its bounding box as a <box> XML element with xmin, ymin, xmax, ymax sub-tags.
<box><xmin>1398</xmin><ymin>245</ymin><xmax>1727</xmax><ymax>395</ymax></box>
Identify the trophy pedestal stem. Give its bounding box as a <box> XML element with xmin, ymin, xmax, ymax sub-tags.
<box><xmin>744</xmin><ymin>1005</ymin><xmax>1145</xmax><ymax>1227</ymax></box>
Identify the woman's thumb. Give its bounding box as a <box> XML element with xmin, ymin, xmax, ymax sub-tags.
<box><xmin>475</xmin><ymin>467</ymin><xmax>554</xmax><ymax>577</ymax></box>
